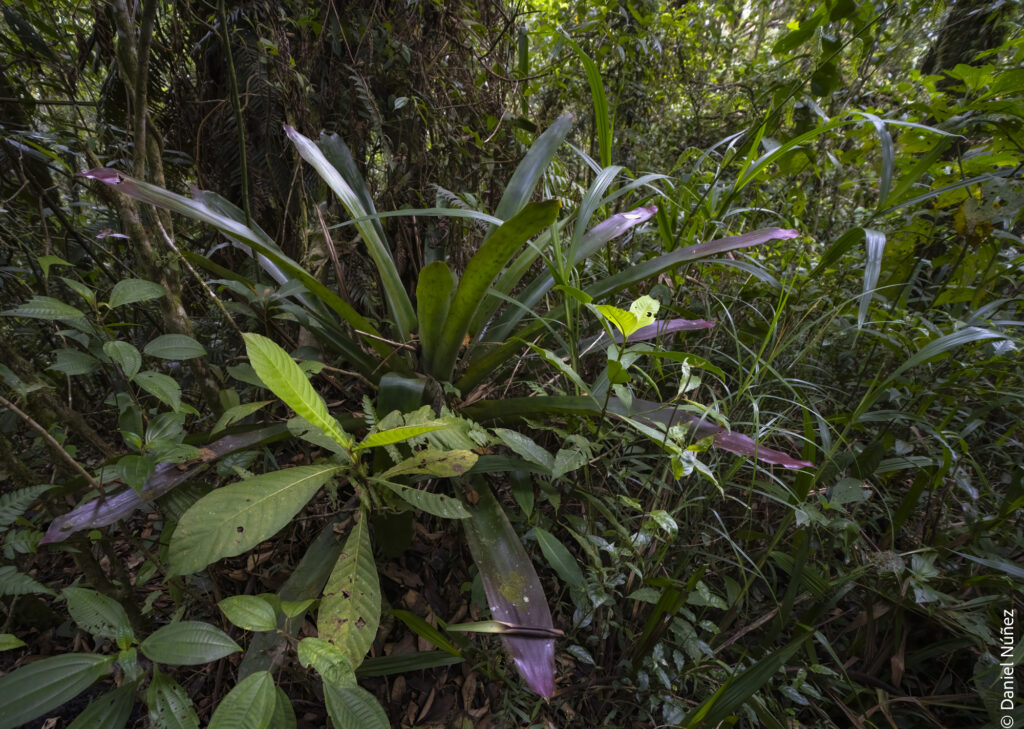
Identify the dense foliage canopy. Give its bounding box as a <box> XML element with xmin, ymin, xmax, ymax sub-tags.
<box><xmin>0</xmin><ymin>1</ymin><xmax>1022</xmax><ymax>727</ymax></box>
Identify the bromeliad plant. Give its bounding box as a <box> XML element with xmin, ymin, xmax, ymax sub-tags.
<box><xmin>64</xmin><ymin>114</ymin><xmax>811</xmax><ymax>713</ymax></box>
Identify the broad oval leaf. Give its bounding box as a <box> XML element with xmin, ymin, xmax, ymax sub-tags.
<box><xmin>297</xmin><ymin>637</ymin><xmax>356</xmax><ymax>687</ymax></box>
<box><xmin>373</xmin><ymin>479</ymin><xmax>470</xmax><ymax>520</ymax></box>
<box><xmin>168</xmin><ymin>464</ymin><xmax>341</xmax><ymax>576</ymax></box>
<box><xmin>380</xmin><ymin>449</ymin><xmax>478</xmax><ymax>479</ymax></box>
<box><xmin>108</xmin><ymin>278</ymin><xmax>166</xmax><ymax>308</ymax></box>
<box><xmin>64</xmin><ymin>586</ymin><xmax>134</xmax><ymax>644</ymax></box>
<box><xmin>66</xmin><ymin>683</ymin><xmax>135</xmax><ymax>729</ymax></box>
<box><xmin>0</xmin><ymin>564</ymin><xmax>55</xmax><ymax>596</ymax></box>
<box><xmin>533</xmin><ymin>526</ymin><xmax>585</xmax><ymax>590</ymax></box>
<box><xmin>220</xmin><ymin>595</ymin><xmax>278</xmax><ymax>632</ymax></box>
<box><xmin>1</xmin><ymin>295</ymin><xmax>86</xmax><ymax>321</ymax></box>
<box><xmin>103</xmin><ymin>341</ymin><xmax>142</xmax><ymax>379</ymax></box>
<box><xmin>141</xmin><ymin>621</ymin><xmax>241</xmax><ymax>666</ymax></box>
<box><xmin>0</xmin><ymin>634</ymin><xmax>26</xmax><ymax>651</ymax></box>
<box><xmin>49</xmin><ymin>348</ymin><xmax>99</xmax><ymax>375</ymax></box>
<box><xmin>323</xmin><ymin>683</ymin><xmax>391</xmax><ymax>729</ymax></box>
<box><xmin>208</xmin><ymin>670</ymin><xmax>276</xmax><ymax>729</ymax></box>
<box><xmin>143</xmin><ymin>334</ymin><xmax>207</xmax><ymax>360</ymax></box>
<box><xmin>243</xmin><ymin>333</ymin><xmax>353</xmax><ymax>452</ymax></box>
<box><xmin>0</xmin><ymin>653</ymin><xmax>113</xmax><ymax>729</ymax></box>
<box><xmin>132</xmin><ymin>370</ymin><xmax>183</xmax><ymax>411</ymax></box>
<box><xmin>147</xmin><ymin>668</ymin><xmax>200</xmax><ymax>729</ymax></box>
<box><xmin>271</xmin><ymin>687</ymin><xmax>297</xmax><ymax>729</ymax></box>
<box><xmin>494</xmin><ymin>429</ymin><xmax>554</xmax><ymax>473</ymax></box>
<box><xmin>318</xmin><ymin>514</ymin><xmax>380</xmax><ymax>669</ymax></box>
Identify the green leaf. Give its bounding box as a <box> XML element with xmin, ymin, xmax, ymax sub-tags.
<box><xmin>431</xmin><ymin>199</ymin><xmax>561</xmax><ymax>380</ymax></box>
<box><xmin>593</xmin><ymin>304</ymin><xmax>638</xmax><ymax>338</ymax></box>
<box><xmin>323</xmin><ymin>683</ymin><xmax>391</xmax><ymax>729</ymax></box>
<box><xmin>563</xmin><ymin>37</ymin><xmax>611</xmax><ymax>166</ymax></box>
<box><xmin>493</xmin><ymin>113</ymin><xmax>573</xmax><ymax>222</ymax></box>
<box><xmin>953</xmin><ymin>551</ymin><xmax>1024</xmax><ymax>583</ymax></box>
<box><xmin>103</xmin><ymin>341</ymin><xmax>142</xmax><ymax>379</ymax></box>
<box><xmin>356</xmin><ymin>422</ymin><xmax>452</xmax><ymax>450</ymax></box>
<box><xmin>525</xmin><ymin>343</ymin><xmax>588</xmax><ymax>393</ymax></box>
<box><xmin>108</xmin><ymin>278</ymin><xmax>166</xmax><ymax>308</ymax></box>
<box><xmin>2</xmin><ymin>295</ymin><xmax>86</xmax><ymax>321</ymax></box>
<box><xmin>533</xmin><ymin>526</ymin><xmax>585</xmax><ymax>590</ymax></box>
<box><xmin>143</xmin><ymin>334</ymin><xmax>207</xmax><ymax>360</ymax></box>
<box><xmin>80</xmin><ymin>169</ymin><xmax>388</xmax><ymax>367</ymax></box>
<box><xmin>0</xmin><ymin>653</ymin><xmax>112</xmax><ymax>729</ymax></box>
<box><xmin>64</xmin><ymin>587</ymin><xmax>134</xmax><ymax>645</ymax></box>
<box><xmin>66</xmin><ymin>684</ymin><xmax>135</xmax><ymax>729</ymax></box>
<box><xmin>168</xmin><ymin>464</ymin><xmax>341</xmax><ymax>576</ymax></box>
<box><xmin>243</xmin><ymin>333</ymin><xmax>353</xmax><ymax>452</ymax></box>
<box><xmin>390</xmin><ymin>610</ymin><xmax>461</xmax><ymax>656</ymax></box>
<box><xmin>212</xmin><ymin>401</ymin><xmax>273</xmax><ymax>435</ymax></box>
<box><xmin>415</xmin><ymin>261</ymin><xmax>455</xmax><ymax>373</ymax></box>
<box><xmin>141</xmin><ymin>621</ymin><xmax>241</xmax><ymax>666</ymax></box>
<box><xmin>494</xmin><ymin>429</ymin><xmax>554</xmax><ymax>472</ymax></box>
<box><xmin>286</xmin><ymin>126</ymin><xmax>416</xmax><ymax>339</ymax></box>
<box><xmin>0</xmin><ymin>565</ymin><xmax>55</xmax><ymax>596</ymax></box>
<box><xmin>270</xmin><ymin>687</ymin><xmax>297</xmax><ymax>729</ymax></box>
<box><xmin>379</xmin><ymin>449</ymin><xmax>478</xmax><ymax>479</ymax></box>
<box><xmin>115</xmin><ymin>454</ymin><xmax>156</xmax><ymax>492</ymax></box>
<box><xmin>37</xmin><ymin>254</ymin><xmax>73</xmax><ymax>277</ymax></box>
<box><xmin>372</xmin><ymin>479</ymin><xmax>470</xmax><ymax>519</ymax></box>
<box><xmin>0</xmin><ymin>483</ymin><xmax>54</xmax><ymax>529</ymax></box>
<box><xmin>297</xmin><ymin>637</ymin><xmax>356</xmax><ymax>687</ymax></box>
<box><xmin>0</xmin><ymin>634</ymin><xmax>26</xmax><ymax>651</ymax></box>
<box><xmin>147</xmin><ymin>669</ymin><xmax>200</xmax><ymax>729</ymax></box>
<box><xmin>133</xmin><ymin>370</ymin><xmax>183</xmax><ymax>411</ymax></box>
<box><xmin>49</xmin><ymin>348</ymin><xmax>99</xmax><ymax>375</ymax></box>
<box><xmin>208</xmin><ymin>670</ymin><xmax>276</xmax><ymax>729</ymax></box>
<box><xmin>318</xmin><ymin>514</ymin><xmax>380</xmax><ymax>669</ymax></box>
<box><xmin>220</xmin><ymin>595</ymin><xmax>279</xmax><ymax>632</ymax></box>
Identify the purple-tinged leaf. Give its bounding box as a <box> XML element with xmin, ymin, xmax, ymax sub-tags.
<box><xmin>462</xmin><ymin>482</ymin><xmax>556</xmax><ymax>698</ymax></box>
<box><xmin>619</xmin><ymin>318</ymin><xmax>716</xmax><ymax>343</ymax></box>
<box><xmin>610</xmin><ymin>397</ymin><xmax>814</xmax><ymax>469</ymax></box>
<box><xmin>461</xmin><ymin>396</ymin><xmax>813</xmax><ymax>470</ymax></box>
<box><xmin>586</xmin><ymin>227</ymin><xmax>800</xmax><ymax>301</ymax></box>
<box><xmin>487</xmin><ymin>205</ymin><xmax>659</xmax><ymax>343</ymax></box>
<box><xmin>40</xmin><ymin>424</ymin><xmax>288</xmax><ymax>544</ymax></box>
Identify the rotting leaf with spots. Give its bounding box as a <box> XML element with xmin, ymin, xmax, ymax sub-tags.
<box><xmin>462</xmin><ymin>480</ymin><xmax>557</xmax><ymax>698</ymax></box>
<box><xmin>318</xmin><ymin>511</ymin><xmax>380</xmax><ymax>669</ymax></box>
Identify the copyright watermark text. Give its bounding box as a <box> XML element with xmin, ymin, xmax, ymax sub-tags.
<box><xmin>1000</xmin><ymin>608</ymin><xmax>1017</xmax><ymax>728</ymax></box>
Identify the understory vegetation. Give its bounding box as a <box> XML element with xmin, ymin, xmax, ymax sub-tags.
<box><xmin>0</xmin><ymin>1</ymin><xmax>1022</xmax><ymax>727</ymax></box>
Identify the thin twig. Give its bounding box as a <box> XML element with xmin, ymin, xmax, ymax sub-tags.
<box><xmin>0</xmin><ymin>393</ymin><xmax>105</xmax><ymax>495</ymax></box>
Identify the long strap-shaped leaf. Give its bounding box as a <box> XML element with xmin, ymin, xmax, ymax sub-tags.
<box><xmin>462</xmin><ymin>481</ymin><xmax>556</xmax><ymax>698</ymax></box>
<box><xmin>40</xmin><ymin>424</ymin><xmax>289</xmax><ymax>544</ymax></box>
<box><xmin>486</xmin><ymin>205</ymin><xmax>658</xmax><ymax>343</ymax></box>
<box><xmin>461</xmin><ymin>395</ymin><xmax>813</xmax><ymax>469</ymax></box>
<box><xmin>416</xmin><ymin>261</ymin><xmax>455</xmax><ymax>372</ymax></box>
<box><xmin>78</xmin><ymin>169</ymin><xmax>391</xmax><ymax>367</ymax></box>
<box><xmin>493</xmin><ymin>113</ymin><xmax>573</xmax><ymax>223</ymax></box>
<box><xmin>456</xmin><ymin>226</ymin><xmax>799</xmax><ymax>392</ymax></box>
<box><xmin>286</xmin><ymin>125</ymin><xmax>417</xmax><ymax>340</ymax></box>
<box><xmin>430</xmin><ymin>200</ymin><xmax>561</xmax><ymax>381</ymax></box>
